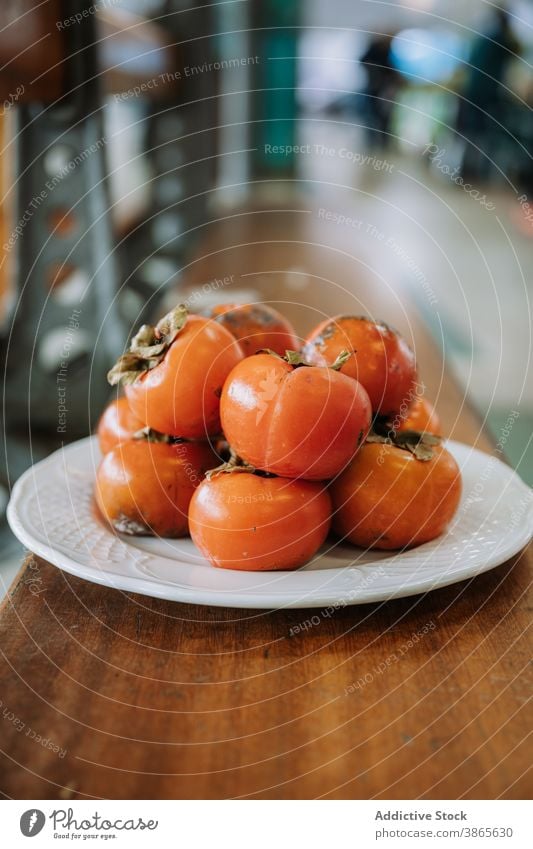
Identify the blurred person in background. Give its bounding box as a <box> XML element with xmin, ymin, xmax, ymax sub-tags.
<box><xmin>456</xmin><ymin>7</ymin><xmax>520</xmax><ymax>180</ymax></box>
<box><xmin>360</xmin><ymin>34</ymin><xmax>402</xmax><ymax>150</ymax></box>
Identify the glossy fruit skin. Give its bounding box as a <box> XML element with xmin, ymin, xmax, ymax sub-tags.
<box><xmin>189</xmin><ymin>472</ymin><xmax>332</xmax><ymax>571</ymax></box>
<box><xmin>96</xmin><ymin>397</ymin><xmax>145</xmax><ymax>455</ymax></box>
<box><xmin>330</xmin><ymin>442</ymin><xmax>462</xmax><ymax>550</ymax></box>
<box><xmin>302</xmin><ymin>315</ymin><xmax>417</xmax><ymax>416</ymax></box>
<box><xmin>125</xmin><ymin>315</ymin><xmax>244</xmax><ymax>438</ymax></box>
<box><xmin>205</xmin><ymin>302</ymin><xmax>300</xmax><ymax>357</ymax></box>
<box><xmin>395</xmin><ymin>396</ymin><xmax>441</xmax><ymax>436</ymax></box>
<box><xmin>96</xmin><ymin>440</ymin><xmax>217</xmax><ymax>537</ymax></box>
<box><xmin>220</xmin><ymin>353</ymin><xmax>372</xmax><ymax>481</ymax></box>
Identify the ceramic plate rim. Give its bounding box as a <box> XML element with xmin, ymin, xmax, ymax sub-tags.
<box><xmin>6</xmin><ymin>436</ymin><xmax>533</xmax><ymax>609</ymax></box>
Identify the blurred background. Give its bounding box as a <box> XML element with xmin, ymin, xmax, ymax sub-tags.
<box><xmin>1</xmin><ymin>0</ymin><xmax>532</xmax><ymax>590</ymax></box>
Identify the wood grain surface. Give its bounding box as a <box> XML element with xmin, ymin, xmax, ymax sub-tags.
<box><xmin>0</xmin><ymin>210</ymin><xmax>531</xmax><ymax>799</ymax></box>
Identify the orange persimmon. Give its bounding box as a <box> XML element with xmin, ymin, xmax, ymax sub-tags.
<box><xmin>96</xmin><ymin>438</ymin><xmax>217</xmax><ymax>537</ymax></box>
<box><xmin>189</xmin><ymin>472</ymin><xmax>331</xmax><ymax>570</ymax></box>
<box><xmin>108</xmin><ymin>305</ymin><xmax>244</xmax><ymax>438</ymax></box>
<box><xmin>220</xmin><ymin>352</ymin><xmax>372</xmax><ymax>480</ymax></box>
<box><xmin>303</xmin><ymin>315</ymin><xmax>417</xmax><ymax>416</ymax></box>
<box><xmin>395</xmin><ymin>396</ymin><xmax>441</xmax><ymax>436</ymax></box>
<box><xmin>205</xmin><ymin>302</ymin><xmax>299</xmax><ymax>357</ymax></box>
<box><xmin>96</xmin><ymin>397</ymin><xmax>145</xmax><ymax>455</ymax></box>
<box><xmin>330</xmin><ymin>438</ymin><xmax>461</xmax><ymax>550</ymax></box>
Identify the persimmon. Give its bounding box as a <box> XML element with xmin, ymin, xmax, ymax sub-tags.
<box><xmin>302</xmin><ymin>315</ymin><xmax>417</xmax><ymax>416</ymax></box>
<box><xmin>108</xmin><ymin>305</ymin><xmax>244</xmax><ymax>438</ymax></box>
<box><xmin>188</xmin><ymin>471</ymin><xmax>331</xmax><ymax>570</ymax></box>
<box><xmin>96</xmin><ymin>397</ymin><xmax>145</xmax><ymax>455</ymax></box>
<box><xmin>204</xmin><ymin>302</ymin><xmax>299</xmax><ymax>357</ymax></box>
<box><xmin>96</xmin><ymin>438</ymin><xmax>217</xmax><ymax>537</ymax></box>
<box><xmin>220</xmin><ymin>352</ymin><xmax>372</xmax><ymax>481</ymax></box>
<box><xmin>330</xmin><ymin>434</ymin><xmax>461</xmax><ymax>550</ymax></box>
<box><xmin>394</xmin><ymin>396</ymin><xmax>441</xmax><ymax>436</ymax></box>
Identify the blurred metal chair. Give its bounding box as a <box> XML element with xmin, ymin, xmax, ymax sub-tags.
<box><xmin>0</xmin><ymin>0</ymin><xmax>217</xmax><ymax>491</ymax></box>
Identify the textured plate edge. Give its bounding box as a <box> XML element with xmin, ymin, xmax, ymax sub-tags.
<box><xmin>6</xmin><ymin>438</ymin><xmax>533</xmax><ymax>609</ymax></box>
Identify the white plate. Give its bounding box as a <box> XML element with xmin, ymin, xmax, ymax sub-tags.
<box><xmin>7</xmin><ymin>437</ymin><xmax>533</xmax><ymax>609</ymax></box>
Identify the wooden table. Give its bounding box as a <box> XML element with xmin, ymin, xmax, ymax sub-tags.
<box><xmin>1</xmin><ymin>210</ymin><xmax>531</xmax><ymax>799</ymax></box>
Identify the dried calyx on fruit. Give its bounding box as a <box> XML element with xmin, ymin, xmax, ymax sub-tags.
<box><xmin>367</xmin><ymin>423</ymin><xmax>442</xmax><ymax>462</ymax></box>
<box><xmin>220</xmin><ymin>348</ymin><xmax>372</xmax><ymax>480</ymax></box>
<box><xmin>107</xmin><ymin>304</ymin><xmax>188</xmax><ymax>386</ymax></box>
<box><xmin>205</xmin><ymin>447</ymin><xmax>256</xmax><ymax>479</ymax></box>
<box><xmin>132</xmin><ymin>426</ymin><xmax>190</xmax><ymax>445</ymax></box>
<box><xmin>205</xmin><ymin>448</ymin><xmax>279</xmax><ymax>480</ymax></box>
<box><xmin>261</xmin><ymin>348</ymin><xmax>352</xmax><ymax>371</ymax></box>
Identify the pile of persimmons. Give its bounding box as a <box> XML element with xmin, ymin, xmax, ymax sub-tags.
<box><xmin>95</xmin><ymin>302</ymin><xmax>462</xmax><ymax>571</ymax></box>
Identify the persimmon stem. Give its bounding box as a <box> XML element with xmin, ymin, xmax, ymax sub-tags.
<box><xmin>107</xmin><ymin>304</ymin><xmax>188</xmax><ymax>386</ymax></box>
<box><xmin>133</xmin><ymin>427</ymin><xmax>170</xmax><ymax>443</ymax></box>
<box><xmin>366</xmin><ymin>428</ymin><xmax>441</xmax><ymax>461</ymax></box>
<box><xmin>205</xmin><ymin>448</ymin><xmax>256</xmax><ymax>479</ymax></box>
<box><xmin>133</xmin><ymin>428</ymin><xmax>192</xmax><ymax>445</ymax></box>
<box><xmin>260</xmin><ymin>348</ymin><xmax>352</xmax><ymax>370</ymax></box>
<box><xmin>329</xmin><ymin>349</ymin><xmax>352</xmax><ymax>371</ymax></box>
